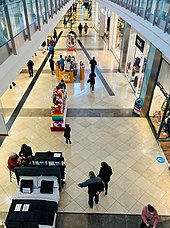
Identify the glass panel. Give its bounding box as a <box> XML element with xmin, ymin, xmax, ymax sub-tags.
<box><xmin>38</xmin><ymin>0</ymin><xmax>45</xmax><ymax>25</ymax></box>
<box><xmin>0</xmin><ymin>7</ymin><xmax>10</xmax><ymax>47</ymax></box>
<box><xmin>26</xmin><ymin>0</ymin><xmax>37</xmax><ymax>25</ymax></box>
<box><xmin>149</xmin><ymin>85</ymin><xmax>166</xmax><ymax>134</ymax></box>
<box><xmin>157</xmin><ymin>0</ymin><xmax>169</xmax><ymax>20</ymax></box>
<box><xmin>7</xmin><ymin>1</ymin><xmax>26</xmax><ymax>37</ymax></box>
<box><xmin>140</xmin><ymin>0</ymin><xmax>147</xmax><ymax>10</ymax></box>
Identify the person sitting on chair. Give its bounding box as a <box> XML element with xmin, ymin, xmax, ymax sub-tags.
<box><xmin>7</xmin><ymin>152</ymin><xmax>21</xmax><ymax>171</ymax></box>
<box><xmin>19</xmin><ymin>144</ymin><xmax>33</xmax><ymax>166</ymax></box>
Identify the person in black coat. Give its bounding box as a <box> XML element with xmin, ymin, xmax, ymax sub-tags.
<box><xmin>64</xmin><ymin>124</ymin><xmax>71</xmax><ymax>144</ymax></box>
<box><xmin>49</xmin><ymin>58</ymin><xmax>55</xmax><ymax>75</ymax></box>
<box><xmin>98</xmin><ymin>162</ymin><xmax>112</xmax><ymax>195</ymax></box>
<box><xmin>88</xmin><ymin>72</ymin><xmax>96</xmax><ymax>91</ymax></box>
<box><xmin>27</xmin><ymin>60</ymin><xmax>34</xmax><ymax>77</ymax></box>
<box><xmin>89</xmin><ymin>57</ymin><xmax>97</xmax><ymax>73</ymax></box>
<box><xmin>19</xmin><ymin>144</ymin><xmax>33</xmax><ymax>166</ymax></box>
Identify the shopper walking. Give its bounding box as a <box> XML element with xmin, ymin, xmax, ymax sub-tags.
<box><xmin>49</xmin><ymin>58</ymin><xmax>55</xmax><ymax>75</ymax></box>
<box><xmin>89</xmin><ymin>57</ymin><xmax>97</xmax><ymax>73</ymax></box>
<box><xmin>64</xmin><ymin>124</ymin><xmax>71</xmax><ymax>144</ymax></box>
<box><xmin>98</xmin><ymin>162</ymin><xmax>112</xmax><ymax>195</ymax></box>
<box><xmin>59</xmin><ymin>55</ymin><xmax>65</xmax><ymax>71</ymax></box>
<box><xmin>84</xmin><ymin>23</ymin><xmax>88</xmax><ymax>34</ymax></box>
<box><xmin>27</xmin><ymin>60</ymin><xmax>34</xmax><ymax>77</ymax></box>
<box><xmin>53</xmin><ymin>29</ymin><xmax>57</xmax><ymax>42</ymax></box>
<box><xmin>63</xmin><ymin>17</ymin><xmax>67</xmax><ymax>27</ymax></box>
<box><xmin>41</xmin><ymin>41</ymin><xmax>46</xmax><ymax>53</ymax></box>
<box><xmin>88</xmin><ymin>72</ymin><xmax>96</xmax><ymax>91</ymax></box>
<box><xmin>78</xmin><ymin>171</ymin><xmax>104</xmax><ymax>208</ymax></box>
<box><xmin>49</xmin><ymin>44</ymin><xmax>54</xmax><ymax>59</ymax></box>
<box><xmin>78</xmin><ymin>23</ymin><xmax>83</xmax><ymax>35</ymax></box>
<box><xmin>140</xmin><ymin>204</ymin><xmax>159</xmax><ymax>228</ymax></box>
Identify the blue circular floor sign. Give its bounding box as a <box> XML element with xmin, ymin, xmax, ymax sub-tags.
<box><xmin>156</xmin><ymin>156</ymin><xmax>165</xmax><ymax>163</ymax></box>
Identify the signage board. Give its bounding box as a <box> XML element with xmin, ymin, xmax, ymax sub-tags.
<box><xmin>135</xmin><ymin>35</ymin><xmax>145</xmax><ymax>53</ymax></box>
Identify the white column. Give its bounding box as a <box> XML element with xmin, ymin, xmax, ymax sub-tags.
<box><xmin>108</xmin><ymin>12</ymin><xmax>115</xmax><ymax>50</ymax></box>
<box><xmin>99</xmin><ymin>6</ymin><xmax>106</xmax><ymax>37</ymax></box>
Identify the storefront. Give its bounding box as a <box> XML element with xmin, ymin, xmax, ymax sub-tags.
<box><xmin>125</xmin><ymin>29</ymin><xmax>150</xmax><ymax>97</ymax></box>
<box><xmin>110</xmin><ymin>15</ymin><xmax>124</xmax><ymax>61</ymax></box>
<box><xmin>147</xmin><ymin>58</ymin><xmax>170</xmax><ymax>166</ymax></box>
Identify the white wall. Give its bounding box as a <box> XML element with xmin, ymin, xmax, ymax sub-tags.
<box><xmin>96</xmin><ymin>0</ymin><xmax>170</xmax><ymax>62</ymax></box>
<box><xmin>0</xmin><ymin>0</ymin><xmax>74</xmax><ymax>97</ymax></box>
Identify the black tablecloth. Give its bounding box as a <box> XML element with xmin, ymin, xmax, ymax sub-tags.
<box><xmin>5</xmin><ymin>199</ymin><xmax>58</xmax><ymax>227</ymax></box>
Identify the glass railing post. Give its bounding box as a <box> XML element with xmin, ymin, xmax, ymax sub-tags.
<box><xmin>35</xmin><ymin>0</ymin><xmax>41</xmax><ymax>30</ymax></box>
<box><xmin>4</xmin><ymin>2</ymin><xmax>17</xmax><ymax>54</ymax></box>
<box><xmin>131</xmin><ymin>0</ymin><xmax>134</xmax><ymax>12</ymax></box>
<box><xmin>144</xmin><ymin>0</ymin><xmax>150</xmax><ymax>20</ymax></box>
<box><xmin>54</xmin><ymin>0</ymin><xmax>58</xmax><ymax>14</ymax></box>
<box><xmin>43</xmin><ymin>0</ymin><xmax>48</xmax><ymax>23</ymax></box>
<box><xmin>153</xmin><ymin>0</ymin><xmax>160</xmax><ymax>26</ymax></box>
<box><xmin>164</xmin><ymin>6</ymin><xmax>170</xmax><ymax>33</ymax></box>
<box><xmin>23</xmin><ymin>0</ymin><xmax>31</xmax><ymax>40</ymax></box>
<box><xmin>137</xmin><ymin>0</ymin><xmax>141</xmax><ymax>15</ymax></box>
<box><xmin>50</xmin><ymin>0</ymin><xmax>53</xmax><ymax>18</ymax></box>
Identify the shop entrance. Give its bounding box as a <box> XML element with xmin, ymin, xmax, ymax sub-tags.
<box><xmin>125</xmin><ymin>32</ymin><xmax>149</xmax><ymax>97</ymax></box>
<box><xmin>147</xmin><ymin>58</ymin><xmax>170</xmax><ymax>167</ymax></box>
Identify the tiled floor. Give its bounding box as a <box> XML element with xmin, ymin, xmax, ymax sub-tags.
<box><xmin>0</xmin><ymin>2</ymin><xmax>170</xmax><ymax>226</ymax></box>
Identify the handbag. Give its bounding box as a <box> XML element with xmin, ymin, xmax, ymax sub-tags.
<box><xmin>87</xmin><ymin>79</ymin><xmax>90</xmax><ymax>83</ymax></box>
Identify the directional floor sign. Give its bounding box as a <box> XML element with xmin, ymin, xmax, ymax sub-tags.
<box><xmin>156</xmin><ymin>156</ymin><xmax>165</xmax><ymax>163</ymax></box>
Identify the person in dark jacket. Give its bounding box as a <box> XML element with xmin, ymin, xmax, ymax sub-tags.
<box><xmin>7</xmin><ymin>152</ymin><xmax>21</xmax><ymax>171</ymax></box>
<box><xmin>88</xmin><ymin>72</ymin><xmax>96</xmax><ymax>91</ymax></box>
<box><xmin>49</xmin><ymin>58</ymin><xmax>55</xmax><ymax>75</ymax></box>
<box><xmin>53</xmin><ymin>29</ymin><xmax>57</xmax><ymax>42</ymax></box>
<box><xmin>27</xmin><ymin>60</ymin><xmax>34</xmax><ymax>77</ymax></box>
<box><xmin>98</xmin><ymin>162</ymin><xmax>112</xmax><ymax>195</ymax></box>
<box><xmin>78</xmin><ymin>23</ymin><xmax>83</xmax><ymax>35</ymax></box>
<box><xmin>78</xmin><ymin>171</ymin><xmax>104</xmax><ymax>208</ymax></box>
<box><xmin>19</xmin><ymin>144</ymin><xmax>33</xmax><ymax>166</ymax></box>
<box><xmin>64</xmin><ymin>124</ymin><xmax>71</xmax><ymax>144</ymax></box>
<box><xmin>89</xmin><ymin>57</ymin><xmax>97</xmax><ymax>73</ymax></box>
<box><xmin>58</xmin><ymin>79</ymin><xmax>66</xmax><ymax>90</ymax></box>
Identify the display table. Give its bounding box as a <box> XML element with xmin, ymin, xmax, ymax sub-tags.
<box><xmin>50</xmin><ymin>87</ymin><xmax>67</xmax><ymax>131</ymax></box>
<box><xmin>59</xmin><ymin>71</ymin><xmax>74</xmax><ymax>83</ymax></box>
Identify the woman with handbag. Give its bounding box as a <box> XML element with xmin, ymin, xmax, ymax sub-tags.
<box><xmin>98</xmin><ymin>162</ymin><xmax>112</xmax><ymax>195</ymax></box>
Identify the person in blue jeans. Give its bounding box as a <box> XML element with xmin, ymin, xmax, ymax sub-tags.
<box><xmin>78</xmin><ymin>171</ymin><xmax>104</xmax><ymax>208</ymax></box>
<box><xmin>59</xmin><ymin>55</ymin><xmax>65</xmax><ymax>71</ymax></box>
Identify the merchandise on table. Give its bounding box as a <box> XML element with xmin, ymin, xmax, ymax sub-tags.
<box><xmin>50</xmin><ymin>86</ymin><xmax>67</xmax><ymax>131</ymax></box>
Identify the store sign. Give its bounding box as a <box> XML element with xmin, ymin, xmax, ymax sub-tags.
<box><xmin>135</xmin><ymin>35</ymin><xmax>145</xmax><ymax>53</ymax></box>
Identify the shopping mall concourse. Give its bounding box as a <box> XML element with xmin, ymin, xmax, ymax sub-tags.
<box><xmin>0</xmin><ymin>0</ymin><xmax>170</xmax><ymax>227</ymax></box>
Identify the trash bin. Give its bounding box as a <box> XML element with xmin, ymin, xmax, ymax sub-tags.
<box><xmin>56</xmin><ymin>61</ymin><xmax>60</xmax><ymax>77</ymax></box>
<box><xmin>133</xmin><ymin>98</ymin><xmax>143</xmax><ymax>116</ymax></box>
<box><xmin>80</xmin><ymin>61</ymin><xmax>85</xmax><ymax>80</ymax></box>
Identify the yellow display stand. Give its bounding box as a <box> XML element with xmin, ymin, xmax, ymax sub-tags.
<box><xmin>56</xmin><ymin>64</ymin><xmax>59</xmax><ymax>77</ymax></box>
<box><xmin>80</xmin><ymin>68</ymin><xmax>85</xmax><ymax>80</ymax></box>
<box><xmin>59</xmin><ymin>71</ymin><xmax>74</xmax><ymax>83</ymax></box>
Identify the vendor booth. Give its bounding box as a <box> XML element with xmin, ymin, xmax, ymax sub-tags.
<box><xmin>50</xmin><ymin>86</ymin><xmax>67</xmax><ymax>131</ymax></box>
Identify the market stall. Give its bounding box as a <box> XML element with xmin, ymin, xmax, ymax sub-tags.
<box><xmin>50</xmin><ymin>86</ymin><xmax>67</xmax><ymax>131</ymax></box>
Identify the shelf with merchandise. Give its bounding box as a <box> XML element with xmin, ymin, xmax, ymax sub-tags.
<box><xmin>50</xmin><ymin>86</ymin><xmax>67</xmax><ymax>131</ymax></box>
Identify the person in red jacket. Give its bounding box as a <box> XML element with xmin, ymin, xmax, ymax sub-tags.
<box><xmin>7</xmin><ymin>152</ymin><xmax>21</xmax><ymax>171</ymax></box>
<box><xmin>140</xmin><ymin>204</ymin><xmax>159</xmax><ymax>228</ymax></box>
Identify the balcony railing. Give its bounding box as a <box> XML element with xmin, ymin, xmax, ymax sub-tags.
<box><xmin>110</xmin><ymin>0</ymin><xmax>170</xmax><ymax>34</ymax></box>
